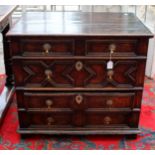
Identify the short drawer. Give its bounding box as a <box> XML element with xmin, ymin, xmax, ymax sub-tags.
<box><xmin>85</xmin><ymin>111</ymin><xmax>139</xmax><ymax>127</ymax></box>
<box><xmin>20</xmin><ymin>38</ymin><xmax>75</xmax><ymax>56</ymax></box>
<box><xmin>18</xmin><ymin>111</ymin><xmax>73</xmax><ymax>128</ymax></box>
<box><xmin>84</xmin><ymin>92</ymin><xmax>136</xmax><ymax>109</ymax></box>
<box><xmin>10</xmin><ymin>37</ymin><xmax>148</xmax><ymax>56</ymax></box>
<box><xmin>86</xmin><ymin>39</ymin><xmax>138</xmax><ymax>56</ymax></box>
<box><xmin>13</xmin><ymin>58</ymin><xmax>146</xmax><ymax>89</ymax></box>
<box><xmin>16</xmin><ymin>91</ymin><xmax>142</xmax><ymax>110</ymax></box>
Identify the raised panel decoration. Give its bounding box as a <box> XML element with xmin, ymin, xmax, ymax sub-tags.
<box><xmin>12</xmin><ymin>59</ymin><xmax>143</xmax><ymax>89</ymax></box>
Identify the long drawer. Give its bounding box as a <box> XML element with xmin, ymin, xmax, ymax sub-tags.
<box><xmin>13</xmin><ymin>58</ymin><xmax>146</xmax><ymax>89</ymax></box>
<box><xmin>16</xmin><ymin>91</ymin><xmax>142</xmax><ymax>110</ymax></box>
<box><xmin>18</xmin><ymin>110</ymin><xmax>140</xmax><ymax>129</ymax></box>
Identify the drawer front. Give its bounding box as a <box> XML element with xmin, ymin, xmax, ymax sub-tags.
<box><xmin>16</xmin><ymin>91</ymin><xmax>142</xmax><ymax>110</ymax></box>
<box><xmin>13</xmin><ymin>59</ymin><xmax>145</xmax><ymax>88</ymax></box>
<box><xmin>10</xmin><ymin>37</ymin><xmax>148</xmax><ymax>56</ymax></box>
<box><xmin>85</xmin><ymin>111</ymin><xmax>139</xmax><ymax>127</ymax></box>
<box><xmin>18</xmin><ymin>111</ymin><xmax>73</xmax><ymax>128</ymax></box>
<box><xmin>20</xmin><ymin>39</ymin><xmax>75</xmax><ymax>56</ymax></box>
<box><xmin>18</xmin><ymin>111</ymin><xmax>139</xmax><ymax>128</ymax></box>
<box><xmin>86</xmin><ymin>39</ymin><xmax>138</xmax><ymax>56</ymax></box>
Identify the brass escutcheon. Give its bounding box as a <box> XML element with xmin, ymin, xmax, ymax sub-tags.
<box><xmin>75</xmin><ymin>61</ymin><xmax>83</xmax><ymax>71</ymax></box>
<box><xmin>75</xmin><ymin>95</ymin><xmax>83</xmax><ymax>104</ymax></box>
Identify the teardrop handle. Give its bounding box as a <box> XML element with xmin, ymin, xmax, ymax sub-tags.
<box><xmin>43</xmin><ymin>43</ymin><xmax>51</xmax><ymax>54</ymax></box>
<box><xmin>47</xmin><ymin>117</ymin><xmax>54</xmax><ymax>125</ymax></box>
<box><xmin>103</xmin><ymin>116</ymin><xmax>111</xmax><ymax>125</ymax></box>
<box><xmin>109</xmin><ymin>44</ymin><xmax>116</xmax><ymax>54</ymax></box>
<box><xmin>106</xmin><ymin>99</ymin><xmax>113</xmax><ymax>107</ymax></box>
<box><xmin>107</xmin><ymin>69</ymin><xmax>114</xmax><ymax>80</ymax></box>
<box><xmin>45</xmin><ymin>69</ymin><xmax>52</xmax><ymax>81</ymax></box>
<box><xmin>45</xmin><ymin>99</ymin><xmax>53</xmax><ymax>109</ymax></box>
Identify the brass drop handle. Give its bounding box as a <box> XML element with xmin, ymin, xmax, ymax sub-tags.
<box><xmin>106</xmin><ymin>99</ymin><xmax>113</xmax><ymax>107</ymax></box>
<box><xmin>103</xmin><ymin>116</ymin><xmax>111</xmax><ymax>125</ymax></box>
<box><xmin>109</xmin><ymin>44</ymin><xmax>116</xmax><ymax>54</ymax></box>
<box><xmin>45</xmin><ymin>99</ymin><xmax>53</xmax><ymax>109</ymax></box>
<box><xmin>75</xmin><ymin>95</ymin><xmax>83</xmax><ymax>104</ymax></box>
<box><xmin>107</xmin><ymin>69</ymin><xmax>114</xmax><ymax>80</ymax></box>
<box><xmin>75</xmin><ymin>61</ymin><xmax>83</xmax><ymax>71</ymax></box>
<box><xmin>45</xmin><ymin>69</ymin><xmax>52</xmax><ymax>81</ymax></box>
<box><xmin>47</xmin><ymin>117</ymin><xmax>54</xmax><ymax>125</ymax></box>
<box><xmin>43</xmin><ymin>43</ymin><xmax>51</xmax><ymax>54</ymax></box>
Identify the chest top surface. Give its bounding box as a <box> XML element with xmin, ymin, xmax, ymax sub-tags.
<box><xmin>7</xmin><ymin>12</ymin><xmax>153</xmax><ymax>37</ymax></box>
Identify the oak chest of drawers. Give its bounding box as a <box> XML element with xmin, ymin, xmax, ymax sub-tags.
<box><xmin>7</xmin><ymin>12</ymin><xmax>153</xmax><ymax>136</ymax></box>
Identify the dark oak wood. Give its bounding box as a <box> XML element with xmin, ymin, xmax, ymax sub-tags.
<box><xmin>0</xmin><ymin>5</ymin><xmax>18</xmax><ymax>125</ymax></box>
<box><xmin>21</xmin><ymin>92</ymin><xmax>139</xmax><ymax>109</ymax></box>
<box><xmin>2</xmin><ymin>23</ymin><xmax>13</xmax><ymax>86</ymax></box>
<box><xmin>8</xmin><ymin>36</ymin><xmax>150</xmax><ymax>56</ymax></box>
<box><xmin>12</xmin><ymin>58</ymin><xmax>146</xmax><ymax>89</ymax></box>
<box><xmin>7</xmin><ymin>12</ymin><xmax>153</xmax><ymax>137</ymax></box>
<box><xmin>18</xmin><ymin>128</ymin><xmax>141</xmax><ymax>135</ymax></box>
<box><xmin>15</xmin><ymin>91</ymin><xmax>142</xmax><ymax>114</ymax></box>
<box><xmin>17</xmin><ymin>110</ymin><xmax>139</xmax><ymax>128</ymax></box>
<box><xmin>7</xmin><ymin>12</ymin><xmax>153</xmax><ymax>37</ymax></box>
